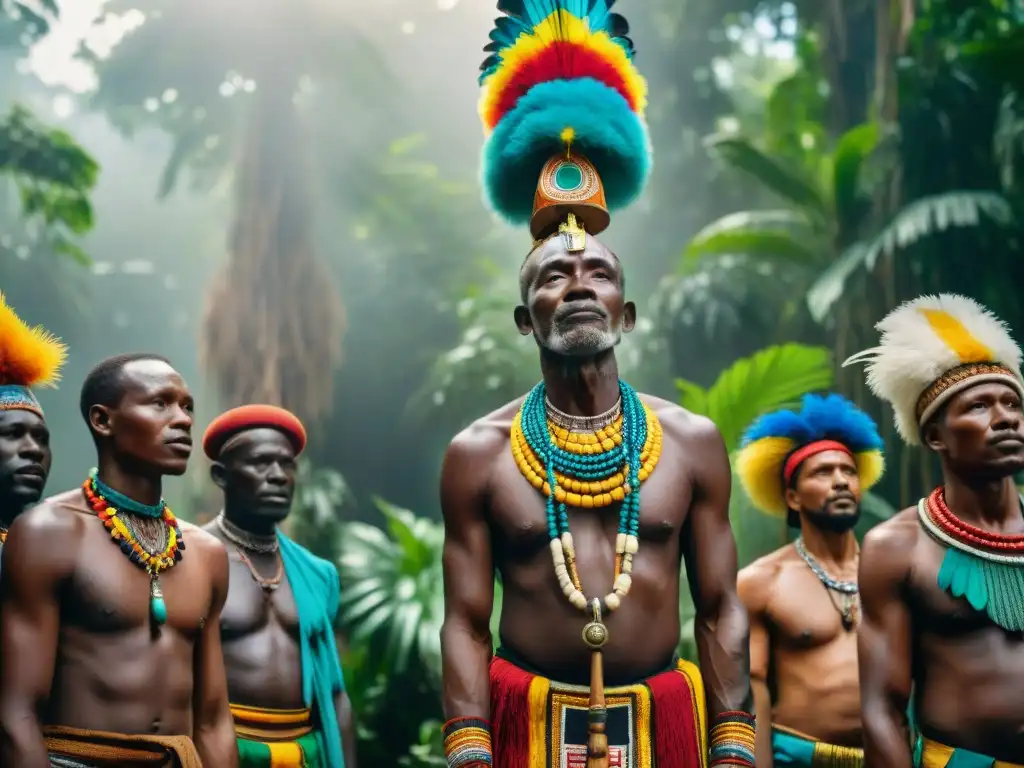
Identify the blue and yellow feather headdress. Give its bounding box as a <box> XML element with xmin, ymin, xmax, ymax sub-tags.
<box><xmin>478</xmin><ymin>0</ymin><xmax>651</xmax><ymax>246</ymax></box>
<box><xmin>736</xmin><ymin>393</ymin><xmax>885</xmax><ymax>519</ymax></box>
<box><xmin>0</xmin><ymin>292</ymin><xmax>67</xmax><ymax>417</ymax></box>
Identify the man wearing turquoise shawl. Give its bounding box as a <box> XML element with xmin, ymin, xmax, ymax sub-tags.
<box><xmin>202</xmin><ymin>404</ymin><xmax>356</xmax><ymax>768</ymax></box>
<box><xmin>847</xmin><ymin>294</ymin><xmax>1024</xmax><ymax>767</ymax></box>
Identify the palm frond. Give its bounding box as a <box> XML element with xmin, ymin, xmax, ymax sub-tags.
<box><xmin>704</xmin><ymin>133</ymin><xmax>830</xmax><ymax>223</ymax></box>
<box><xmin>682</xmin><ymin>210</ymin><xmax>825</xmax><ymax>271</ymax></box>
<box><xmin>806</xmin><ymin>191</ymin><xmax>1015</xmax><ymax>321</ymax></box>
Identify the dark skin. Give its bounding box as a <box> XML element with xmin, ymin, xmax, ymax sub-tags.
<box><xmin>739</xmin><ymin>450</ymin><xmax>863</xmax><ymax>767</ymax></box>
<box><xmin>860</xmin><ymin>381</ymin><xmax>1024</xmax><ymax>766</ymax></box>
<box><xmin>0</xmin><ymin>408</ymin><xmax>51</xmax><ymax>538</ymax></box>
<box><xmin>0</xmin><ymin>359</ymin><xmax>237</xmax><ymax>768</ymax></box>
<box><xmin>440</xmin><ymin>236</ymin><xmax>750</xmax><ymax>731</ymax></box>
<box><xmin>202</xmin><ymin>427</ymin><xmax>357</xmax><ymax>765</ymax></box>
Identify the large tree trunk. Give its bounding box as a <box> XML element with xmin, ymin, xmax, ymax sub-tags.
<box><xmin>201</xmin><ymin>74</ymin><xmax>345</xmax><ymax>427</ymax></box>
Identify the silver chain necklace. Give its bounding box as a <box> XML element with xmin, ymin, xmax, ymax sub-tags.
<box><xmin>795</xmin><ymin>536</ymin><xmax>859</xmax><ymax>630</ymax></box>
<box><xmin>216</xmin><ymin>513</ymin><xmax>278</xmax><ymax>553</ymax></box>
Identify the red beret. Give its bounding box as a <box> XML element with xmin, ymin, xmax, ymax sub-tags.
<box><xmin>203</xmin><ymin>404</ymin><xmax>307</xmax><ymax>459</ymax></box>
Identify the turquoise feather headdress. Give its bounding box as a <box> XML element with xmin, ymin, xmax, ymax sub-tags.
<box><xmin>477</xmin><ymin>0</ymin><xmax>652</xmax><ymax>242</ymax></box>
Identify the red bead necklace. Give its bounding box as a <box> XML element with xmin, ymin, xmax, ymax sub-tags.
<box><xmin>925</xmin><ymin>487</ymin><xmax>1024</xmax><ymax>554</ymax></box>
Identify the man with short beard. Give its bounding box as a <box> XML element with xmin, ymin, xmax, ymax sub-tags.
<box><xmin>848</xmin><ymin>294</ymin><xmax>1024</xmax><ymax>766</ymax></box>
<box><xmin>440</xmin><ymin>3</ymin><xmax>753</xmax><ymax>766</ymax></box>
<box><xmin>735</xmin><ymin>394</ymin><xmax>885</xmax><ymax>767</ymax></box>
<box><xmin>0</xmin><ymin>293</ymin><xmax>66</xmax><ymax>551</ymax></box>
<box><xmin>201</xmin><ymin>404</ymin><xmax>355</xmax><ymax>768</ymax></box>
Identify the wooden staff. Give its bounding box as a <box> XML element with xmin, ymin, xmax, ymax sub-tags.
<box><xmin>583</xmin><ymin>599</ymin><xmax>609</xmax><ymax>768</ymax></box>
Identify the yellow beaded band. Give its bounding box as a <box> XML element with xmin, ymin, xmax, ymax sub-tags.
<box><xmin>709</xmin><ymin>711</ymin><xmax>756</xmax><ymax>767</ymax></box>
<box><xmin>442</xmin><ymin>718</ymin><xmax>492</xmax><ymax>767</ymax></box>
<box><xmin>511</xmin><ymin>404</ymin><xmax>662</xmax><ymax>509</ymax></box>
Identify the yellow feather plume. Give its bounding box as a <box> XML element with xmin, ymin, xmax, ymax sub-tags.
<box><xmin>0</xmin><ymin>292</ymin><xmax>67</xmax><ymax>389</ymax></box>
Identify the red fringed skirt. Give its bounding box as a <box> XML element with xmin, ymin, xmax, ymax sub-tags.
<box><xmin>489</xmin><ymin>656</ymin><xmax>707</xmax><ymax>768</ymax></box>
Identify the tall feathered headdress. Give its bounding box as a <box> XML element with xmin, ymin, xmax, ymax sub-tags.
<box><xmin>0</xmin><ymin>292</ymin><xmax>67</xmax><ymax>417</ymax></box>
<box><xmin>736</xmin><ymin>393</ymin><xmax>885</xmax><ymax>521</ymax></box>
<box><xmin>478</xmin><ymin>0</ymin><xmax>651</xmax><ymax>247</ymax></box>
<box><xmin>843</xmin><ymin>294</ymin><xmax>1023</xmax><ymax>445</ymax></box>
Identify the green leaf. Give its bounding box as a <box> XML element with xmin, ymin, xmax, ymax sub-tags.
<box><xmin>831</xmin><ymin>122</ymin><xmax>880</xmax><ymax>224</ymax></box>
<box><xmin>683</xmin><ymin>223</ymin><xmax>824</xmax><ymax>271</ymax></box>
<box><xmin>674</xmin><ymin>378</ymin><xmax>709</xmax><ymax>416</ymax></box>
<box><xmin>702</xmin><ymin>344</ymin><xmax>835</xmax><ymax>452</ymax></box>
<box><xmin>704</xmin><ymin>134</ymin><xmax>830</xmax><ymax>224</ymax></box>
<box><xmin>805</xmin><ymin>242</ymin><xmax>870</xmax><ymax>323</ymax></box>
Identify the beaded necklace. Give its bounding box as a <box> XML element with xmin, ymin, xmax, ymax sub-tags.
<box><xmin>919</xmin><ymin>486</ymin><xmax>1024</xmax><ymax>631</ymax></box>
<box><xmin>512</xmin><ymin>380</ymin><xmax>662</xmax><ymax>764</ymax></box>
<box><xmin>82</xmin><ymin>469</ymin><xmax>184</xmax><ymax>626</ymax></box>
<box><xmin>794</xmin><ymin>537</ymin><xmax>859</xmax><ymax>630</ymax></box>
<box><xmin>216</xmin><ymin>513</ymin><xmax>283</xmax><ymax>596</ymax></box>
<box><xmin>216</xmin><ymin>512</ymin><xmax>279</xmax><ymax>553</ymax></box>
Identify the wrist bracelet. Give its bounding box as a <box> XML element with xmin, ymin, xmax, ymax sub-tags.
<box><xmin>708</xmin><ymin>710</ymin><xmax>756</xmax><ymax>767</ymax></box>
<box><xmin>442</xmin><ymin>717</ymin><xmax>493</xmax><ymax>767</ymax></box>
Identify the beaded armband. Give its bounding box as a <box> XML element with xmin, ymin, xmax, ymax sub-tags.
<box><xmin>708</xmin><ymin>710</ymin><xmax>756</xmax><ymax>767</ymax></box>
<box><xmin>442</xmin><ymin>717</ymin><xmax>493</xmax><ymax>767</ymax></box>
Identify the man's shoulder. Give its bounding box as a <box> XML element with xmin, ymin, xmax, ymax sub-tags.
<box><xmin>179</xmin><ymin>519</ymin><xmax>228</xmax><ymax>558</ymax></box>
<box><xmin>737</xmin><ymin>545</ymin><xmax>792</xmax><ymax>604</ymax></box>
<box><xmin>5</xmin><ymin>490</ymin><xmax>89</xmax><ymax>571</ymax></box>
<box><xmin>863</xmin><ymin>507</ymin><xmax>921</xmax><ymax>553</ymax></box>
<box><xmin>444</xmin><ymin>396</ymin><xmax>525</xmax><ymax>461</ymax></box>
<box><xmin>13</xmin><ymin>489</ymin><xmax>88</xmax><ymax>535</ymax></box>
<box><xmin>640</xmin><ymin>394</ymin><xmax>720</xmax><ymax>444</ymax></box>
<box><xmin>860</xmin><ymin>507</ymin><xmax>921</xmax><ymax>583</ymax></box>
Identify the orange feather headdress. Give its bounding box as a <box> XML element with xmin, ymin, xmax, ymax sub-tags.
<box><xmin>0</xmin><ymin>292</ymin><xmax>68</xmax><ymax>417</ymax></box>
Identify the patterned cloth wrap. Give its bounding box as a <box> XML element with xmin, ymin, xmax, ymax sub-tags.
<box><xmin>44</xmin><ymin>725</ymin><xmax>201</xmax><ymax>767</ymax></box>
<box><xmin>918</xmin><ymin>737</ymin><xmax>1024</xmax><ymax>768</ymax></box>
<box><xmin>771</xmin><ymin>725</ymin><xmax>863</xmax><ymax>767</ymax></box>
<box><xmin>232</xmin><ymin>703</ymin><xmax>321</xmax><ymax>767</ymax></box>
<box><xmin>487</xmin><ymin>653</ymin><xmax>707</xmax><ymax>768</ymax></box>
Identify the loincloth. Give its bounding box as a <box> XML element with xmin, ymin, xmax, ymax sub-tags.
<box><xmin>489</xmin><ymin>653</ymin><xmax>707</xmax><ymax>768</ymax></box>
<box><xmin>44</xmin><ymin>725</ymin><xmax>201</xmax><ymax>768</ymax></box>
<box><xmin>771</xmin><ymin>724</ymin><xmax>863</xmax><ymax>767</ymax></box>
<box><xmin>231</xmin><ymin>703</ymin><xmax>322</xmax><ymax>768</ymax></box>
<box><xmin>918</xmin><ymin>736</ymin><xmax>1024</xmax><ymax>767</ymax></box>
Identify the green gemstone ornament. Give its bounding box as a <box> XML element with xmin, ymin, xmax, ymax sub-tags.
<box><xmin>150</xmin><ymin>574</ymin><xmax>167</xmax><ymax>625</ymax></box>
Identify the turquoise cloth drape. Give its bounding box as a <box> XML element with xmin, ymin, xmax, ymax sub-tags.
<box><xmin>279</xmin><ymin>533</ymin><xmax>346</xmax><ymax>768</ymax></box>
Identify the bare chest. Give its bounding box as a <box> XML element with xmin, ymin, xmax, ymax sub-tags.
<box><xmin>65</xmin><ymin>525</ymin><xmax>212</xmax><ymax>637</ymax></box>
<box><xmin>769</xmin><ymin>567</ymin><xmax>858</xmax><ymax>650</ymax></box>
<box><xmin>220</xmin><ymin>554</ymin><xmax>300</xmax><ymax>639</ymax></box>
<box><xmin>489</xmin><ymin>443</ymin><xmax>692</xmax><ymax>563</ymax></box>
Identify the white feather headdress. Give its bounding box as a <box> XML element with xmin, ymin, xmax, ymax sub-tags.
<box><xmin>843</xmin><ymin>294</ymin><xmax>1024</xmax><ymax>445</ymax></box>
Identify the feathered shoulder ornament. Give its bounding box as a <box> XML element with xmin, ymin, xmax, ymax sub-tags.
<box><xmin>736</xmin><ymin>393</ymin><xmax>885</xmax><ymax>518</ymax></box>
<box><xmin>844</xmin><ymin>294</ymin><xmax>1023</xmax><ymax>445</ymax></box>
<box><xmin>0</xmin><ymin>292</ymin><xmax>67</xmax><ymax>416</ymax></box>
<box><xmin>477</xmin><ymin>0</ymin><xmax>651</xmax><ymax>243</ymax></box>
